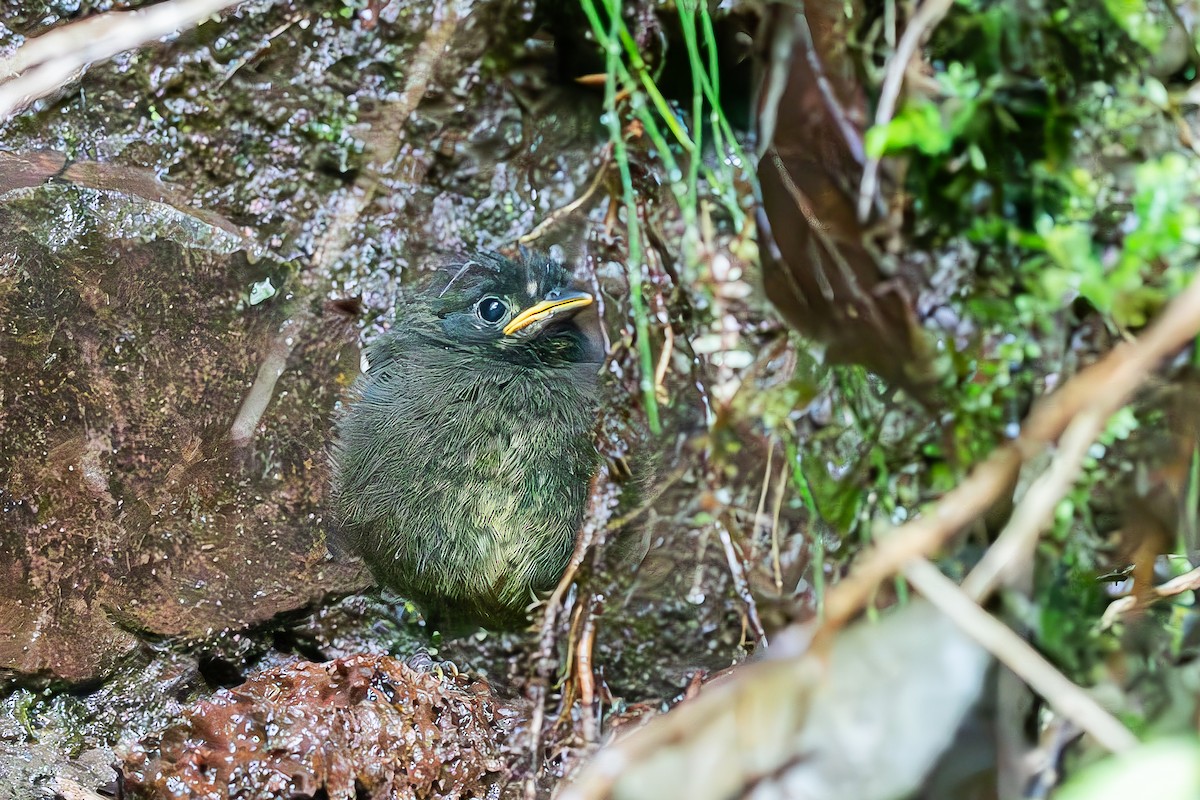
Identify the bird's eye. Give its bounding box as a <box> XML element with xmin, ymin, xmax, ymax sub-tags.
<box><xmin>477</xmin><ymin>297</ymin><xmax>507</xmax><ymax>324</ymax></box>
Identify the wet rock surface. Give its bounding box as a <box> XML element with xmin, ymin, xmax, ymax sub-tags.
<box><xmin>119</xmin><ymin>654</ymin><xmax>518</xmax><ymax>800</ymax></box>
<box><xmin>0</xmin><ymin>155</ymin><xmax>370</xmax><ymax>683</ymax></box>
<box><xmin>0</xmin><ymin>649</ymin><xmax>200</xmax><ymax>800</ymax></box>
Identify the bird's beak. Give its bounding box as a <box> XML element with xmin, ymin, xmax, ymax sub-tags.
<box><xmin>503</xmin><ymin>290</ymin><xmax>593</xmax><ymax>336</ymax></box>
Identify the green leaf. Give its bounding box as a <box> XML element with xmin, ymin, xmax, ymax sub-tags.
<box><xmin>1103</xmin><ymin>0</ymin><xmax>1167</xmax><ymax>52</ymax></box>
<box><xmin>1055</xmin><ymin>738</ymin><xmax>1200</xmax><ymax>800</ymax></box>
<box><xmin>866</xmin><ymin>103</ymin><xmax>954</xmax><ymax>157</ymax></box>
<box><xmin>248</xmin><ymin>278</ymin><xmax>276</xmax><ymax>306</ymax></box>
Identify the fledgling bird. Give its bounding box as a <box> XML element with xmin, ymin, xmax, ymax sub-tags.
<box><xmin>331</xmin><ymin>251</ymin><xmax>603</xmax><ymax>628</ymax></box>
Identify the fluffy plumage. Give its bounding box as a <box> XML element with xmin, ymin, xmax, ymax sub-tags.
<box><xmin>331</xmin><ymin>252</ymin><xmax>602</xmax><ymax>627</ymax></box>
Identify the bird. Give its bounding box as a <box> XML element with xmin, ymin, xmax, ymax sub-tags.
<box><xmin>330</xmin><ymin>251</ymin><xmax>604</xmax><ymax>628</ymax></box>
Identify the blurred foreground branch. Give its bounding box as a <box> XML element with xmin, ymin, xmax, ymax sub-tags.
<box><xmin>818</xmin><ymin>271</ymin><xmax>1200</xmax><ymax>639</ymax></box>
<box><xmin>0</xmin><ymin>0</ymin><xmax>243</xmax><ymax>121</ymax></box>
<box><xmin>561</xmin><ymin>599</ymin><xmax>989</xmax><ymax>800</ymax></box>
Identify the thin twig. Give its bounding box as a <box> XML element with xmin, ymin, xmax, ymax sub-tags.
<box><xmin>904</xmin><ymin>557</ymin><xmax>1138</xmax><ymax>753</ymax></box>
<box><xmin>687</xmin><ymin>524</ymin><xmax>712</xmax><ymax>604</ymax></box>
<box><xmin>716</xmin><ymin>515</ymin><xmax>767</xmax><ymax>647</ymax></box>
<box><xmin>960</xmin><ymin>409</ymin><xmax>1102</xmax><ymax>600</ymax></box>
<box><xmin>604</xmin><ymin>463</ymin><xmax>687</xmax><ymax>531</ymax></box>
<box><xmin>1101</xmin><ymin>563</ymin><xmax>1200</xmax><ymax>627</ymax></box>
<box><xmin>1153</xmin><ymin>563</ymin><xmax>1200</xmax><ymax>596</ymax></box>
<box><xmin>228</xmin><ymin>315</ymin><xmax>307</xmax><ymax>444</ymax></box>
<box><xmin>815</xmin><ymin>446</ymin><xmax>1022</xmax><ymax>641</ymax></box>
<box><xmin>578</xmin><ymin>597</ymin><xmax>600</xmax><ymax>745</ymax></box>
<box><xmin>752</xmin><ymin>440</ymin><xmax>775</xmax><ymax>562</ymax></box>
<box><xmin>215</xmin><ymin>14</ymin><xmax>302</xmax><ymax>89</ymax></box>
<box><xmin>770</xmin><ymin>457</ymin><xmax>789</xmax><ymax>594</ymax></box>
<box><xmin>523</xmin><ymin>684</ymin><xmax>548</xmax><ymax>800</ymax></box>
<box><xmin>653</xmin><ymin>313</ymin><xmax>674</xmax><ymax>404</ymax></box>
<box><xmin>526</xmin><ymin>468</ymin><xmax>619</xmax><ymax>800</ymax></box>
<box><xmin>856</xmin><ymin>0</ymin><xmax>956</xmax><ymax>221</ymax></box>
<box><xmin>1098</xmin><ymin>595</ymin><xmax>1138</xmax><ymax>629</ymax></box>
<box><xmin>518</xmin><ymin>150</ymin><xmax>612</xmax><ymax>245</ymax></box>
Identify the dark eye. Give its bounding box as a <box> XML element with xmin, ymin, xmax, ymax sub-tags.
<box><xmin>477</xmin><ymin>297</ymin><xmax>507</xmax><ymax>324</ymax></box>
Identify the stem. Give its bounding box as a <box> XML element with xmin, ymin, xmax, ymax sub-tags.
<box><xmin>581</xmin><ymin>0</ymin><xmax>661</xmax><ymax>432</ymax></box>
<box><xmin>787</xmin><ymin>440</ymin><xmax>825</xmax><ymax>615</ymax></box>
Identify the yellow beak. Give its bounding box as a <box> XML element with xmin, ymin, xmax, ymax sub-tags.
<box><xmin>502</xmin><ymin>290</ymin><xmax>593</xmax><ymax>336</ymax></box>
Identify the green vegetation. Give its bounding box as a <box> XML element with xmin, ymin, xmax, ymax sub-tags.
<box><xmin>588</xmin><ymin>0</ymin><xmax>1200</xmax><ymax>767</ymax></box>
<box><xmin>577</xmin><ymin>0</ymin><xmax>753</xmax><ymax>432</ymax></box>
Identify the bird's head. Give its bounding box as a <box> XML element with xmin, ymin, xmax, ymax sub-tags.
<box><xmin>405</xmin><ymin>251</ymin><xmax>601</xmax><ymax>367</ymax></box>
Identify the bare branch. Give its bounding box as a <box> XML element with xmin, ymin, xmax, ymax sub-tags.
<box><xmin>856</xmin><ymin>0</ymin><xmax>956</xmax><ymax>220</ymax></box>
<box><xmin>960</xmin><ymin>409</ymin><xmax>1102</xmax><ymax>599</ymax></box>
<box><xmin>904</xmin><ymin>557</ymin><xmax>1138</xmax><ymax>753</ymax></box>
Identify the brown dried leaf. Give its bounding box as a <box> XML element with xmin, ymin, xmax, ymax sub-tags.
<box><xmin>756</xmin><ymin>6</ymin><xmax>934</xmax><ymax>396</ymax></box>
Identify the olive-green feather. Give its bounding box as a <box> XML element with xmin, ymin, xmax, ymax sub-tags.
<box><xmin>330</xmin><ymin>252</ymin><xmax>601</xmax><ymax>628</ymax></box>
